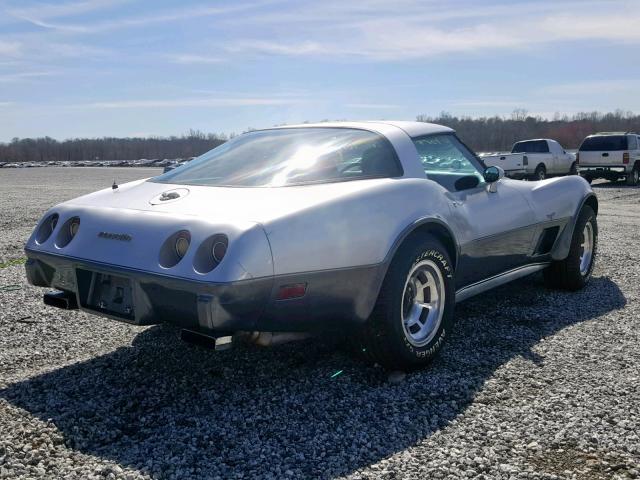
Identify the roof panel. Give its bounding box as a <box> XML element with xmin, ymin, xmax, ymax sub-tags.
<box><xmin>262</xmin><ymin>120</ymin><xmax>454</xmax><ymax>138</ymax></box>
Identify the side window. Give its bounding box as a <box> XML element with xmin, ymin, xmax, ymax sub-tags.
<box><xmin>330</xmin><ymin>137</ymin><xmax>402</xmax><ymax>178</ymax></box>
<box><xmin>412</xmin><ymin>134</ymin><xmax>484</xmax><ymax>191</ymax></box>
<box><xmin>537</xmin><ymin>140</ymin><xmax>550</xmax><ymax>153</ymax></box>
<box><xmin>628</xmin><ymin>135</ymin><xmax>638</xmax><ymax>150</ymax></box>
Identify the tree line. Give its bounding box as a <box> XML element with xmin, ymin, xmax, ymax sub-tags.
<box><xmin>2</xmin><ymin>110</ymin><xmax>640</xmax><ymax>162</ymax></box>
<box><xmin>417</xmin><ymin>109</ymin><xmax>640</xmax><ymax>152</ymax></box>
<box><xmin>0</xmin><ymin>130</ymin><xmax>228</xmax><ymax>163</ymax></box>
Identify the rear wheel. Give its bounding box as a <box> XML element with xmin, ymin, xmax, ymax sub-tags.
<box><xmin>543</xmin><ymin>206</ymin><xmax>597</xmax><ymax>290</ymax></box>
<box><xmin>356</xmin><ymin>235</ymin><xmax>455</xmax><ymax>370</ymax></box>
<box><xmin>532</xmin><ymin>164</ymin><xmax>546</xmax><ymax>181</ymax></box>
<box><xmin>626</xmin><ymin>166</ymin><xmax>639</xmax><ymax>186</ymax></box>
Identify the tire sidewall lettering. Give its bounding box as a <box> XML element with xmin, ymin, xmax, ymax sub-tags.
<box><xmin>402</xmin><ymin>245</ymin><xmax>453</xmax><ymax>358</ymax></box>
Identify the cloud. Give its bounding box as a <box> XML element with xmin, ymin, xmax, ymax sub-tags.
<box><xmin>0</xmin><ymin>71</ymin><xmax>57</xmax><ymax>82</ymax></box>
<box><xmin>0</xmin><ymin>41</ymin><xmax>21</xmax><ymax>57</ymax></box>
<box><xmin>46</xmin><ymin>43</ymin><xmax>112</xmax><ymax>58</ymax></box>
<box><xmin>346</xmin><ymin>103</ymin><xmax>400</xmax><ymax>109</ymax></box>
<box><xmin>220</xmin><ymin>1</ymin><xmax>640</xmax><ymax>61</ymax></box>
<box><xmin>541</xmin><ymin>12</ymin><xmax>640</xmax><ymax>42</ymax></box>
<box><xmin>167</xmin><ymin>54</ymin><xmax>225</xmax><ymax>65</ymax></box>
<box><xmin>7</xmin><ymin>0</ymin><xmax>131</xmax><ymax>21</ymax></box>
<box><xmin>227</xmin><ymin>40</ymin><xmax>329</xmax><ymax>56</ymax></box>
<box><xmin>452</xmin><ymin>100</ymin><xmax>524</xmax><ymax>108</ymax></box>
<box><xmin>537</xmin><ymin>80</ymin><xmax>639</xmax><ymax>96</ymax></box>
<box><xmin>79</xmin><ymin>96</ymin><xmax>304</xmax><ymax>109</ymax></box>
<box><xmin>12</xmin><ymin>2</ymin><xmax>273</xmax><ymax>33</ymax></box>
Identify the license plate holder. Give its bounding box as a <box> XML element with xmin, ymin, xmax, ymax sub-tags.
<box><xmin>86</xmin><ymin>272</ymin><xmax>135</xmax><ymax>320</ymax></box>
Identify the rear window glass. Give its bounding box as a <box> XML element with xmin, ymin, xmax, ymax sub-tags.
<box><xmin>512</xmin><ymin>140</ymin><xmax>549</xmax><ymax>153</ymax></box>
<box><xmin>151</xmin><ymin>127</ymin><xmax>402</xmax><ymax>187</ymax></box>
<box><xmin>579</xmin><ymin>135</ymin><xmax>628</xmax><ymax>151</ymax></box>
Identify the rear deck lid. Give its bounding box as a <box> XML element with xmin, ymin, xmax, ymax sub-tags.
<box><xmin>579</xmin><ymin>135</ymin><xmax>628</xmax><ymax>165</ymax></box>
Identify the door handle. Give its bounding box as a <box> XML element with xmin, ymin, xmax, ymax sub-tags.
<box><xmin>602</xmin><ymin>153</ymin><xmax>609</xmax><ymax>157</ymax></box>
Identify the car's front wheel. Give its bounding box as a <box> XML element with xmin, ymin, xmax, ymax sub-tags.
<box><xmin>569</xmin><ymin>162</ymin><xmax>578</xmax><ymax>175</ymax></box>
<box><xmin>543</xmin><ymin>206</ymin><xmax>597</xmax><ymax>290</ymax></box>
<box><xmin>356</xmin><ymin>235</ymin><xmax>455</xmax><ymax>370</ymax></box>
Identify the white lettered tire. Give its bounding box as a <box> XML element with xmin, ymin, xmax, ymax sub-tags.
<box><xmin>544</xmin><ymin>206</ymin><xmax>597</xmax><ymax>290</ymax></box>
<box><xmin>357</xmin><ymin>235</ymin><xmax>456</xmax><ymax>370</ymax></box>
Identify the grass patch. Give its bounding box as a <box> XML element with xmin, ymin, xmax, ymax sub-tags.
<box><xmin>0</xmin><ymin>257</ymin><xmax>26</xmax><ymax>269</ymax></box>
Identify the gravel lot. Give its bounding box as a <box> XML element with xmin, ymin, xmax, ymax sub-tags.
<box><xmin>0</xmin><ymin>168</ymin><xmax>638</xmax><ymax>479</ymax></box>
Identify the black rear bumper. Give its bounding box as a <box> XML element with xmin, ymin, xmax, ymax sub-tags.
<box><xmin>25</xmin><ymin>249</ymin><xmax>381</xmax><ymax>335</ymax></box>
<box><xmin>579</xmin><ymin>166</ymin><xmax>628</xmax><ymax>179</ymax></box>
<box><xmin>25</xmin><ymin>250</ymin><xmax>272</xmax><ymax>334</ymax></box>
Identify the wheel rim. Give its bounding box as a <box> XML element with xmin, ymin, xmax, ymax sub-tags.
<box><xmin>538</xmin><ymin>169</ymin><xmax>545</xmax><ymax>180</ymax></box>
<box><xmin>579</xmin><ymin>222</ymin><xmax>594</xmax><ymax>276</ymax></box>
<box><xmin>401</xmin><ymin>260</ymin><xmax>445</xmax><ymax>347</ymax></box>
<box><xmin>634</xmin><ymin>170</ymin><xmax>639</xmax><ymax>183</ymax></box>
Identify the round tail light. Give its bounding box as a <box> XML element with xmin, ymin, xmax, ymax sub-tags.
<box><xmin>193</xmin><ymin>234</ymin><xmax>228</xmax><ymax>274</ymax></box>
<box><xmin>159</xmin><ymin>230</ymin><xmax>191</xmax><ymax>268</ymax></box>
<box><xmin>55</xmin><ymin>216</ymin><xmax>81</xmax><ymax>248</ymax></box>
<box><xmin>35</xmin><ymin>213</ymin><xmax>59</xmax><ymax>244</ymax></box>
<box><xmin>175</xmin><ymin>234</ymin><xmax>190</xmax><ymax>259</ymax></box>
<box><xmin>69</xmin><ymin>219</ymin><xmax>80</xmax><ymax>238</ymax></box>
<box><xmin>212</xmin><ymin>240</ymin><xmax>227</xmax><ymax>263</ymax></box>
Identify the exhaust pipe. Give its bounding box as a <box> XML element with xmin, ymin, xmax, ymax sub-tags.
<box><xmin>241</xmin><ymin>331</ymin><xmax>312</xmax><ymax>347</ymax></box>
<box><xmin>43</xmin><ymin>290</ymin><xmax>78</xmax><ymax>310</ymax></box>
<box><xmin>180</xmin><ymin>329</ymin><xmax>233</xmax><ymax>351</ymax></box>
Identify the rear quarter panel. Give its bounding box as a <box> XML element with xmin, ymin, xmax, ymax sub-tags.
<box><xmin>262</xmin><ymin>179</ymin><xmax>453</xmax><ymax>276</ymax></box>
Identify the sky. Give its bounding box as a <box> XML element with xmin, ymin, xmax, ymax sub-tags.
<box><xmin>1</xmin><ymin>0</ymin><xmax>640</xmax><ymax>141</ymax></box>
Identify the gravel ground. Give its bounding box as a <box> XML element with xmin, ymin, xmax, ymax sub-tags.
<box><xmin>0</xmin><ymin>169</ymin><xmax>638</xmax><ymax>480</ymax></box>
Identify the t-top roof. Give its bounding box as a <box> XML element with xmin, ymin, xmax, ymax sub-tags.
<box><xmin>262</xmin><ymin>120</ymin><xmax>454</xmax><ymax>138</ymax></box>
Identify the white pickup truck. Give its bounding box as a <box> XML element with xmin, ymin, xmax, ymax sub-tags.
<box><xmin>480</xmin><ymin>139</ymin><xmax>576</xmax><ymax>180</ymax></box>
<box><xmin>577</xmin><ymin>132</ymin><xmax>640</xmax><ymax>186</ymax></box>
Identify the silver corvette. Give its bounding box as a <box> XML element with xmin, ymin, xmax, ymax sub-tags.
<box><xmin>25</xmin><ymin>121</ymin><xmax>598</xmax><ymax>369</ymax></box>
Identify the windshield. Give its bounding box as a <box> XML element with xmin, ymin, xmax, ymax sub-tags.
<box><xmin>151</xmin><ymin>127</ymin><xmax>402</xmax><ymax>187</ymax></box>
<box><xmin>579</xmin><ymin>135</ymin><xmax>628</xmax><ymax>151</ymax></box>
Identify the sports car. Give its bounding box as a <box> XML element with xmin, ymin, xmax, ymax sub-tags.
<box><xmin>25</xmin><ymin>121</ymin><xmax>598</xmax><ymax>369</ymax></box>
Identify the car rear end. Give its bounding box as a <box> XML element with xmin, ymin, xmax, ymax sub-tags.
<box><xmin>480</xmin><ymin>153</ymin><xmax>528</xmax><ymax>179</ymax></box>
<box><xmin>23</xmin><ymin>191</ymin><xmax>276</xmax><ymax>337</ymax></box>
<box><xmin>578</xmin><ymin>133</ymin><xmax>638</xmax><ymax>182</ymax></box>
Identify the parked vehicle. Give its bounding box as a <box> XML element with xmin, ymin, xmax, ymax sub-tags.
<box><xmin>25</xmin><ymin>121</ymin><xmax>598</xmax><ymax>370</ymax></box>
<box><xmin>163</xmin><ymin>159</ymin><xmax>190</xmax><ymax>173</ymax></box>
<box><xmin>481</xmin><ymin>139</ymin><xmax>576</xmax><ymax>180</ymax></box>
<box><xmin>577</xmin><ymin>132</ymin><xmax>640</xmax><ymax>186</ymax></box>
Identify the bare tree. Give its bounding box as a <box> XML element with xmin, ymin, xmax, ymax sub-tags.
<box><xmin>417</xmin><ymin>110</ymin><xmax>640</xmax><ymax>152</ymax></box>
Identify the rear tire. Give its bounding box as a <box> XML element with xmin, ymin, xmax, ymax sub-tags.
<box><xmin>355</xmin><ymin>235</ymin><xmax>455</xmax><ymax>370</ymax></box>
<box><xmin>532</xmin><ymin>164</ymin><xmax>546</xmax><ymax>181</ymax></box>
<box><xmin>543</xmin><ymin>206</ymin><xmax>597</xmax><ymax>290</ymax></box>
<box><xmin>626</xmin><ymin>166</ymin><xmax>639</xmax><ymax>186</ymax></box>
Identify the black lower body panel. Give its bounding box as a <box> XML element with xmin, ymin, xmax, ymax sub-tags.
<box><xmin>24</xmin><ymin>250</ymin><xmax>383</xmax><ymax>335</ymax></box>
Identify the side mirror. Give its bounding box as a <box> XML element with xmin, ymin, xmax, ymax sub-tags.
<box><xmin>483</xmin><ymin>166</ymin><xmax>505</xmax><ymax>193</ymax></box>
